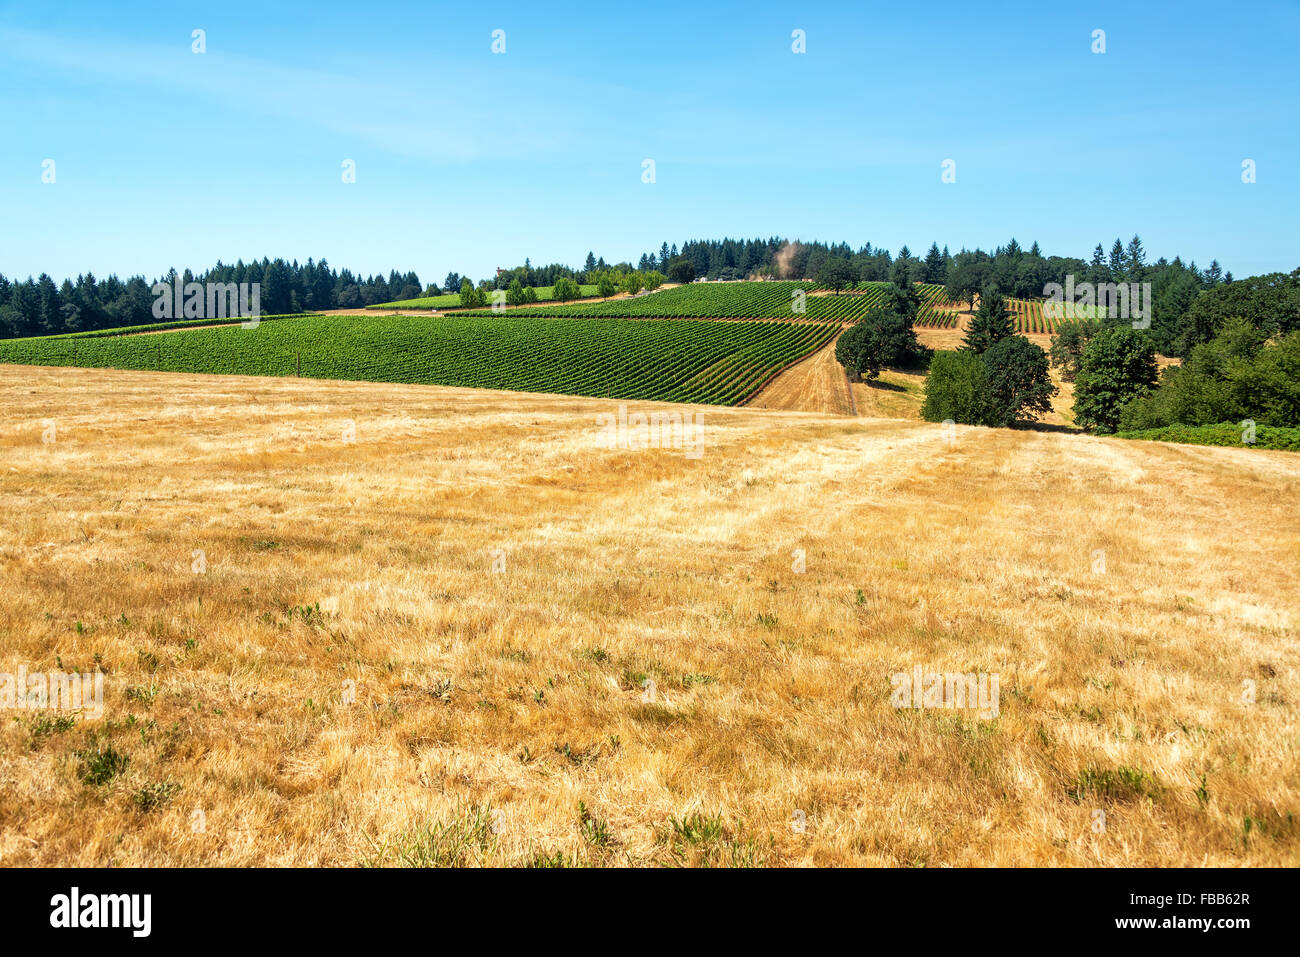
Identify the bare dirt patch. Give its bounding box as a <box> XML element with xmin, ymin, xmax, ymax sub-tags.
<box><xmin>747</xmin><ymin>337</ymin><xmax>853</xmax><ymax>415</ymax></box>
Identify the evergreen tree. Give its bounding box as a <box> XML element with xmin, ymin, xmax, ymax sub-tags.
<box><xmin>1088</xmin><ymin>244</ymin><xmax>1108</xmax><ymax>285</ymax></box>
<box><xmin>1125</xmin><ymin>235</ymin><xmax>1146</xmax><ymax>280</ymax></box>
<box><xmin>36</xmin><ymin>274</ymin><xmax>61</xmax><ymax>335</ymax></box>
<box><xmin>962</xmin><ymin>285</ymin><xmax>1014</xmax><ymax>353</ymax></box>
<box><xmin>1108</xmin><ymin>239</ymin><xmax>1126</xmax><ymax>280</ymax></box>
<box><xmin>923</xmin><ymin>243</ymin><xmax>946</xmax><ymax>284</ymax></box>
<box><xmin>889</xmin><ymin>246</ymin><xmax>914</xmax><ymax>286</ymax></box>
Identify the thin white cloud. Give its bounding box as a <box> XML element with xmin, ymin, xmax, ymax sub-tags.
<box><xmin>0</xmin><ymin>25</ymin><xmax>606</xmax><ymax>163</ymax></box>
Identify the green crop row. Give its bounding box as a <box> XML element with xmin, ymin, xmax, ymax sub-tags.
<box><xmin>0</xmin><ymin>314</ymin><xmax>838</xmax><ymax>407</ymax></box>
<box><xmin>454</xmin><ymin>280</ymin><xmax>953</xmax><ymax>323</ymax></box>
<box><xmin>1005</xmin><ymin>298</ymin><xmax>1106</xmax><ymax>335</ymax></box>
<box><xmin>367</xmin><ymin>284</ymin><xmax>601</xmax><ymax>310</ymax></box>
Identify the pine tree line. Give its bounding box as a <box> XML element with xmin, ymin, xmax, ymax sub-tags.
<box><xmin>1</xmin><ymin>236</ymin><xmax>1235</xmax><ymax>344</ymax></box>
<box><xmin>0</xmin><ymin>259</ymin><xmax>424</xmax><ymax>339</ymax></box>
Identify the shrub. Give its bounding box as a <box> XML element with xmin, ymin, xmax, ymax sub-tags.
<box><xmin>1067</xmin><ymin>765</ymin><xmax>1163</xmax><ymax>803</ymax></box>
<box><xmin>362</xmin><ymin>803</ymin><xmax>498</xmax><ymax>867</ymax></box>
<box><xmin>922</xmin><ymin>350</ymin><xmax>996</xmax><ymax>425</ymax></box>
<box><xmin>76</xmin><ymin>738</ymin><xmax>130</xmax><ymax>786</ymax></box>
<box><xmin>132</xmin><ymin>780</ymin><xmax>182</xmax><ymax>813</ymax></box>
<box><xmin>1115</xmin><ymin>422</ymin><xmax>1300</xmax><ymax>452</ymax></box>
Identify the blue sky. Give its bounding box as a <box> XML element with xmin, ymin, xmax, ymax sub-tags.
<box><xmin>2</xmin><ymin>0</ymin><xmax>1297</xmax><ymax>284</ymax></box>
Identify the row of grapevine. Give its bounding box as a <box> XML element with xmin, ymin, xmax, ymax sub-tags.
<box><xmin>454</xmin><ymin>281</ymin><xmax>959</xmax><ymax>325</ymax></box>
<box><xmin>1006</xmin><ymin>298</ymin><xmax>1047</xmax><ymax>334</ymax></box>
<box><xmin>1005</xmin><ymin>298</ymin><xmax>1104</xmax><ymax>335</ymax></box>
<box><xmin>0</xmin><ymin>315</ymin><xmax>839</xmax><ymax>407</ymax></box>
<box><xmin>368</xmin><ymin>284</ymin><xmax>601</xmax><ymax>310</ymax></box>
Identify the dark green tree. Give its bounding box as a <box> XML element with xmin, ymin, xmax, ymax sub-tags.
<box><xmin>982</xmin><ymin>335</ymin><xmax>1057</xmax><ymax>426</ymax></box>
<box><xmin>459</xmin><ymin>277</ymin><xmax>483</xmax><ymax>309</ymax></box>
<box><xmin>1073</xmin><ymin>327</ymin><xmax>1159</xmax><ymax>433</ymax></box>
<box><xmin>506</xmin><ymin>278</ymin><xmax>526</xmax><ymax>306</ymax></box>
<box><xmin>551</xmin><ymin>277</ymin><xmax>580</xmax><ymax>302</ymax></box>
<box><xmin>881</xmin><ymin>281</ymin><xmax>922</xmax><ymax>324</ymax></box>
<box><xmin>1125</xmin><ymin>235</ymin><xmax>1146</xmax><ymax>280</ymax></box>
<box><xmin>666</xmin><ymin>258</ymin><xmax>696</xmax><ymax>284</ymax></box>
<box><xmin>1086</xmin><ymin>244</ymin><xmax>1108</xmax><ymax>286</ymax></box>
<box><xmin>835</xmin><ymin>307</ymin><xmax>929</xmax><ymax>381</ymax></box>
<box><xmin>1118</xmin><ymin>320</ymin><xmax>1300</xmax><ymax>431</ymax></box>
<box><xmin>923</xmin><ymin>243</ymin><xmax>947</xmax><ymax>284</ymax></box>
<box><xmin>817</xmin><ymin>257</ymin><xmax>856</xmax><ymax>295</ymax></box>
<box><xmin>1108</xmin><ymin>239</ymin><xmax>1126</xmax><ymax>280</ymax></box>
<box><xmin>1173</xmin><ymin>269</ymin><xmax>1300</xmax><ymax>356</ymax></box>
<box><xmin>921</xmin><ymin>350</ymin><xmax>996</xmax><ymax>425</ymax></box>
<box><xmin>1048</xmin><ymin>316</ymin><xmax>1102</xmax><ymax>382</ymax></box>
<box><xmin>943</xmin><ymin>251</ymin><xmax>990</xmax><ymax>307</ymax></box>
<box><xmin>962</xmin><ymin>285</ymin><xmax>1014</xmax><ymax>353</ymax></box>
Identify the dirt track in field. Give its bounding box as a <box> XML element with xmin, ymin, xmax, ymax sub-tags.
<box><xmin>747</xmin><ymin>335</ymin><xmax>855</xmax><ymax>416</ymax></box>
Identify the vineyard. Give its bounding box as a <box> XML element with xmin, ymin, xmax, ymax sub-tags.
<box><xmin>1005</xmin><ymin>298</ymin><xmax>1057</xmax><ymax>335</ymax></box>
<box><xmin>456</xmin><ymin>280</ymin><xmax>964</xmax><ymax>326</ymax></box>
<box><xmin>913</xmin><ymin>283</ymin><xmax>963</xmax><ymax>328</ymax></box>
<box><xmin>1005</xmin><ymin>298</ymin><xmax>1106</xmax><ymax>335</ymax></box>
<box><xmin>0</xmin><ymin>314</ymin><xmax>839</xmax><ymax>406</ymax></box>
<box><xmin>368</xmin><ymin>284</ymin><xmax>600</xmax><ymax>310</ymax></box>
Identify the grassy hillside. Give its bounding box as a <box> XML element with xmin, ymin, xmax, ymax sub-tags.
<box><xmin>1</xmin><ymin>365</ymin><xmax>1295</xmax><ymax>866</ymax></box>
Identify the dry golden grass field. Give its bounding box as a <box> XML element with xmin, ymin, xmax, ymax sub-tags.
<box><xmin>1</xmin><ymin>363</ymin><xmax>1297</xmax><ymax>867</ymax></box>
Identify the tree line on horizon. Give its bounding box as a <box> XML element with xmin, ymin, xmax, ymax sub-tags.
<box><xmin>0</xmin><ymin>259</ymin><xmax>423</xmax><ymax>340</ymax></box>
<box><xmin>0</xmin><ymin>236</ymin><xmax>1248</xmax><ymax>353</ymax></box>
